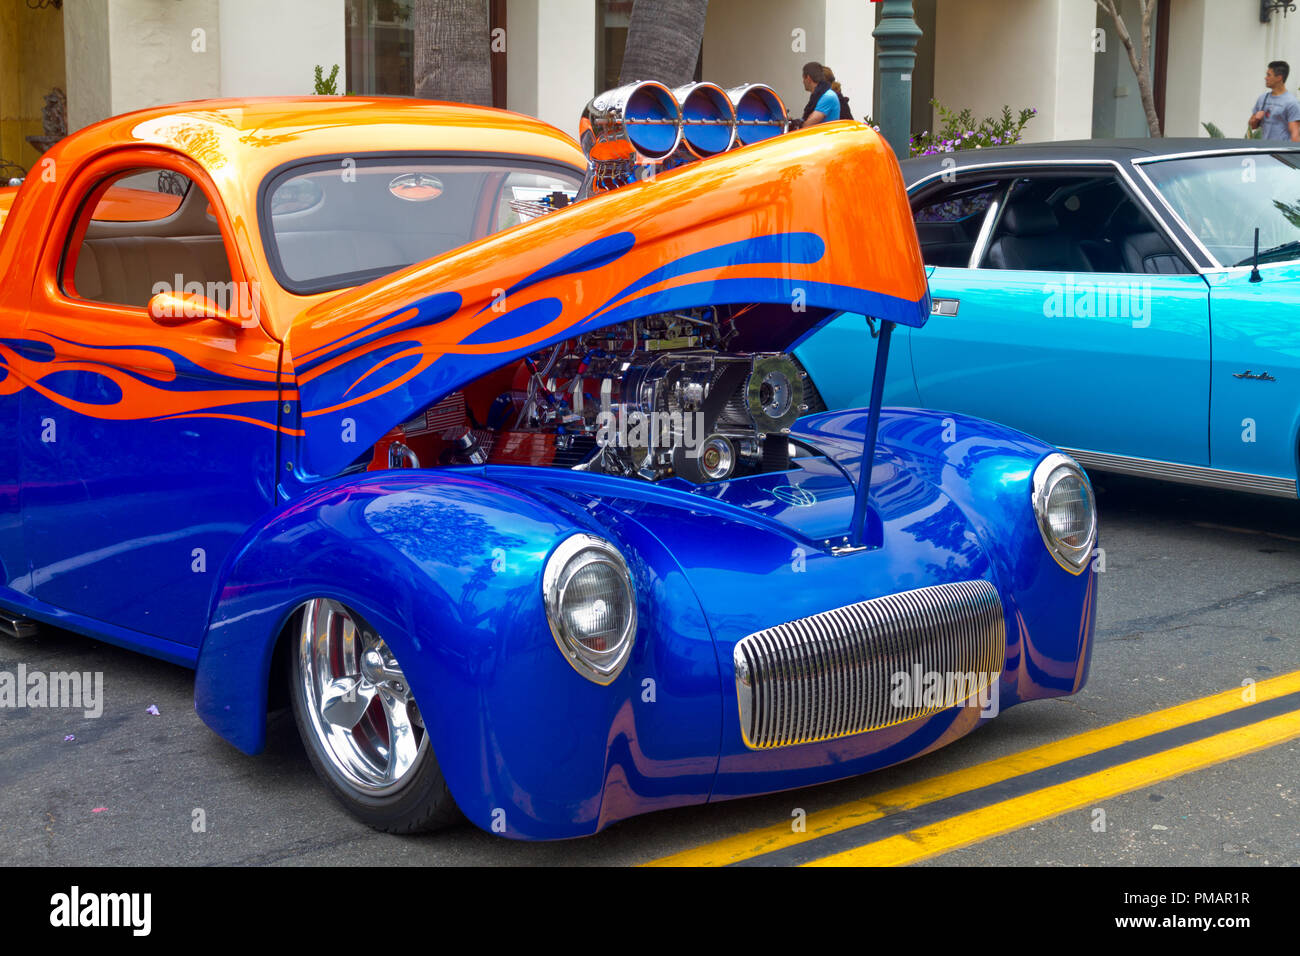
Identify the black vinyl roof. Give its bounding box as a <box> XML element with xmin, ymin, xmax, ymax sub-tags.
<box><xmin>900</xmin><ymin>138</ymin><xmax>1300</xmax><ymax>185</ymax></box>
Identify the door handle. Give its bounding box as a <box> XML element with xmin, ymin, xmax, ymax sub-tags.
<box><xmin>930</xmin><ymin>298</ymin><xmax>960</xmax><ymax>316</ymax></box>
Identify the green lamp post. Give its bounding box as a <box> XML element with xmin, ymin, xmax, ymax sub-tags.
<box><xmin>872</xmin><ymin>0</ymin><xmax>923</xmax><ymax>158</ymax></box>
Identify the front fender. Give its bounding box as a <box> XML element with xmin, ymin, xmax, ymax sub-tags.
<box><xmin>195</xmin><ymin>471</ymin><xmax>576</xmax><ymax>756</ymax></box>
<box><xmin>195</xmin><ymin>469</ymin><xmax>720</xmax><ymax>839</ymax></box>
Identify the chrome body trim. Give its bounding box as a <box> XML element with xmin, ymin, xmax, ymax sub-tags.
<box><xmin>967</xmin><ymin>179</ymin><xmax>1013</xmax><ymax>269</ymax></box>
<box><xmin>733</xmin><ymin>580</ymin><xmax>1005</xmax><ymax>750</ymax></box>
<box><xmin>1204</xmin><ymin>260</ymin><xmax>1300</xmax><ymax>277</ymax></box>
<box><xmin>1063</xmin><ymin>448</ymin><xmax>1299</xmax><ymax>498</ymax></box>
<box><xmin>1126</xmin><ymin>160</ymin><xmax>1223</xmax><ymax>267</ymax></box>
<box><xmin>1128</xmin><ymin>146</ymin><xmax>1300</xmax><ymax>164</ymax></box>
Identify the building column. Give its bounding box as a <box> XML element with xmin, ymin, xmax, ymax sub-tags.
<box><xmin>1162</xmin><ymin>0</ymin><xmax>1206</xmax><ymax>138</ymax></box>
<box><xmin>702</xmin><ymin>0</ymin><xmax>875</xmax><ymax>128</ymax></box>
<box><xmin>63</xmin><ymin>0</ymin><xmax>220</xmax><ymax>131</ymax></box>
<box><xmin>1052</xmin><ymin>0</ymin><xmax>1097</xmax><ymax>140</ymax></box>
<box><xmin>824</xmin><ymin>0</ymin><xmax>875</xmax><ymax>121</ymax></box>
<box><xmin>933</xmin><ymin>0</ymin><xmax>1094</xmax><ymax>144</ymax></box>
<box><xmin>507</xmin><ymin>0</ymin><xmax>595</xmax><ymax>139</ymax></box>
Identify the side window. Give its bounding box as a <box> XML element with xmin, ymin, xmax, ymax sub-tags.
<box><xmin>912</xmin><ymin>180</ymin><xmax>1003</xmax><ymax>268</ymax></box>
<box><xmin>980</xmin><ymin>174</ymin><xmax>1190</xmax><ymax>275</ymax></box>
<box><xmin>62</xmin><ymin>167</ymin><xmax>238</xmax><ymax>311</ymax></box>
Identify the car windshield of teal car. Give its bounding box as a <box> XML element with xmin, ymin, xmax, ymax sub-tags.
<box><xmin>1141</xmin><ymin>151</ymin><xmax>1300</xmax><ymax>267</ymax></box>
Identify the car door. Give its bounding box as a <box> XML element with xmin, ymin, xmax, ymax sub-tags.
<box><xmin>1202</xmin><ymin>264</ymin><xmax>1300</xmax><ymax>489</ymax></box>
<box><xmin>910</xmin><ymin>166</ymin><xmax>1213</xmax><ymax>466</ymax></box>
<box><xmin>18</xmin><ymin>150</ymin><xmax>283</xmax><ymax>654</ymax></box>
<box><xmin>1135</xmin><ymin>149</ymin><xmax>1300</xmax><ymax>492</ymax></box>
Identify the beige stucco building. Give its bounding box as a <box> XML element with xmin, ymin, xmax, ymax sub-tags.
<box><xmin>3</xmin><ymin>0</ymin><xmax>1300</xmax><ymax>178</ymax></box>
<box><xmin>924</xmin><ymin>0</ymin><xmax>1300</xmax><ymax>142</ymax></box>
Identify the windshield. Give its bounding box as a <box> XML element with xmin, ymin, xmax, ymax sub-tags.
<box><xmin>1141</xmin><ymin>151</ymin><xmax>1300</xmax><ymax>267</ymax></box>
<box><xmin>263</xmin><ymin>156</ymin><xmax>583</xmax><ymax>294</ymax></box>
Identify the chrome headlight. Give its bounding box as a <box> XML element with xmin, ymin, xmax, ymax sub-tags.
<box><xmin>543</xmin><ymin>534</ymin><xmax>637</xmax><ymax>684</ymax></box>
<box><xmin>1032</xmin><ymin>453</ymin><xmax>1097</xmax><ymax>574</ymax></box>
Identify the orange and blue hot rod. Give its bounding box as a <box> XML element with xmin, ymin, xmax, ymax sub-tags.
<box><xmin>0</xmin><ymin>87</ymin><xmax>1097</xmax><ymax>838</ymax></box>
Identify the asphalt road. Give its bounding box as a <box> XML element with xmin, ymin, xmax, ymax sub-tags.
<box><xmin>2</xmin><ymin>472</ymin><xmax>1298</xmax><ymax>866</ymax></box>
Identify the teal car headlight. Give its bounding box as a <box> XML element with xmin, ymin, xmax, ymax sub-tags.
<box><xmin>543</xmin><ymin>534</ymin><xmax>637</xmax><ymax>684</ymax></box>
<box><xmin>1032</xmin><ymin>454</ymin><xmax>1097</xmax><ymax>574</ymax></box>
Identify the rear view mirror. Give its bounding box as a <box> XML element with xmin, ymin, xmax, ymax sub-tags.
<box><xmin>148</xmin><ymin>290</ymin><xmax>244</xmax><ymax>329</ymax></box>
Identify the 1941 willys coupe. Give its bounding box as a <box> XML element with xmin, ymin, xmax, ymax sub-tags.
<box><xmin>0</xmin><ymin>87</ymin><xmax>1098</xmax><ymax>839</ymax></box>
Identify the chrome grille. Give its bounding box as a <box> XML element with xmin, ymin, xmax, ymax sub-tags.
<box><xmin>733</xmin><ymin>580</ymin><xmax>1005</xmax><ymax>749</ymax></box>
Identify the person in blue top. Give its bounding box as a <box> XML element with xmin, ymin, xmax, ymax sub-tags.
<box><xmin>800</xmin><ymin>62</ymin><xmax>840</xmax><ymax>126</ymax></box>
<box><xmin>1249</xmin><ymin>61</ymin><xmax>1300</xmax><ymax>142</ymax></box>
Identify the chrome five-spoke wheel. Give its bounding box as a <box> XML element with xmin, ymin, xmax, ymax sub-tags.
<box><xmin>298</xmin><ymin>598</ymin><xmax>427</xmax><ymax>793</ymax></box>
<box><xmin>289</xmin><ymin>598</ymin><xmax>459</xmax><ymax>832</ymax></box>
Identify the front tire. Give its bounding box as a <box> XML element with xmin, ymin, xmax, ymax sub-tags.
<box><xmin>288</xmin><ymin>598</ymin><xmax>460</xmax><ymax>833</ymax></box>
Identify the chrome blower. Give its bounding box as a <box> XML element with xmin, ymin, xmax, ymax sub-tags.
<box><xmin>576</xmin><ymin>80</ymin><xmax>789</xmax><ymax>196</ymax></box>
<box><xmin>579</xmin><ymin>81</ymin><xmax>682</xmax><ymax>194</ymax></box>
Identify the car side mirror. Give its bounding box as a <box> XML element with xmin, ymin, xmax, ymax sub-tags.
<box><xmin>148</xmin><ymin>290</ymin><xmax>245</xmax><ymax>330</ymax></box>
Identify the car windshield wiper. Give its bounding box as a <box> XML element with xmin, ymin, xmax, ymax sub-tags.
<box><xmin>1234</xmin><ymin>240</ymin><xmax>1300</xmax><ymax>267</ymax></box>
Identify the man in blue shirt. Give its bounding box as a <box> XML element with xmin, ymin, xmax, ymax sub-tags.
<box><xmin>801</xmin><ymin>62</ymin><xmax>840</xmax><ymax>126</ymax></box>
<box><xmin>1249</xmin><ymin>61</ymin><xmax>1300</xmax><ymax>142</ymax></box>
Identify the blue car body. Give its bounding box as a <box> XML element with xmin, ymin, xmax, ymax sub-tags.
<box><xmin>0</xmin><ymin>100</ymin><xmax>1097</xmax><ymax>839</ymax></box>
<box><xmin>191</xmin><ymin>409</ymin><xmax>1096</xmax><ymax>838</ymax></box>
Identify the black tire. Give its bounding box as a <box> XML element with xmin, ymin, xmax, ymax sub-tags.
<box><xmin>287</xmin><ymin>600</ymin><xmax>462</xmax><ymax>834</ymax></box>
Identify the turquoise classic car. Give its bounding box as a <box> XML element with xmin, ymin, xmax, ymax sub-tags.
<box><xmin>798</xmin><ymin>140</ymin><xmax>1300</xmax><ymax>498</ymax></box>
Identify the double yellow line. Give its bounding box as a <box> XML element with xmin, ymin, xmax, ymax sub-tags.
<box><xmin>645</xmin><ymin>669</ymin><xmax>1300</xmax><ymax>867</ymax></box>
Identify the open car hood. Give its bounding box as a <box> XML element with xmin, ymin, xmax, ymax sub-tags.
<box><xmin>0</xmin><ymin>185</ymin><xmax>18</xmax><ymax>233</ymax></box>
<box><xmin>286</xmin><ymin>123</ymin><xmax>930</xmax><ymax>477</ymax></box>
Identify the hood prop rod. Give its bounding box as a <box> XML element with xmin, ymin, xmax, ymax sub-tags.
<box><xmin>848</xmin><ymin>318</ymin><xmax>894</xmax><ymax>548</ymax></box>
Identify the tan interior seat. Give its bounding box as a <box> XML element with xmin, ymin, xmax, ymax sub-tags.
<box><xmin>273</xmin><ymin>230</ymin><xmax>410</xmax><ymax>284</ymax></box>
<box><xmin>73</xmin><ymin>236</ymin><xmax>233</xmax><ymax>308</ymax></box>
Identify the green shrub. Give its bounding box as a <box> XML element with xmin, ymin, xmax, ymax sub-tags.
<box><xmin>313</xmin><ymin>64</ymin><xmax>341</xmax><ymax>96</ymax></box>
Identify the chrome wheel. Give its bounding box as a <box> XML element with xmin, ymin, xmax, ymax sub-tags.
<box><xmin>297</xmin><ymin>599</ymin><xmax>428</xmax><ymax>795</ymax></box>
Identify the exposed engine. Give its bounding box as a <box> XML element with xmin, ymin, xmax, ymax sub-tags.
<box><xmin>367</xmin><ymin>308</ymin><xmax>814</xmax><ymax>484</ymax></box>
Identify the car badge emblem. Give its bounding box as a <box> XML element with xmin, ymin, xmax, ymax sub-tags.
<box><xmin>1232</xmin><ymin>370</ymin><xmax>1276</xmax><ymax>382</ymax></box>
<box><xmin>772</xmin><ymin>485</ymin><xmax>816</xmax><ymax>507</ymax></box>
<box><xmin>389</xmin><ymin>173</ymin><xmax>444</xmax><ymax>201</ymax></box>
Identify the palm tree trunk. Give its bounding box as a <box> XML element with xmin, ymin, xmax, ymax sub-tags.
<box><xmin>618</xmin><ymin>0</ymin><xmax>711</xmax><ymax>88</ymax></box>
<box><xmin>413</xmin><ymin>0</ymin><xmax>493</xmax><ymax>105</ymax></box>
